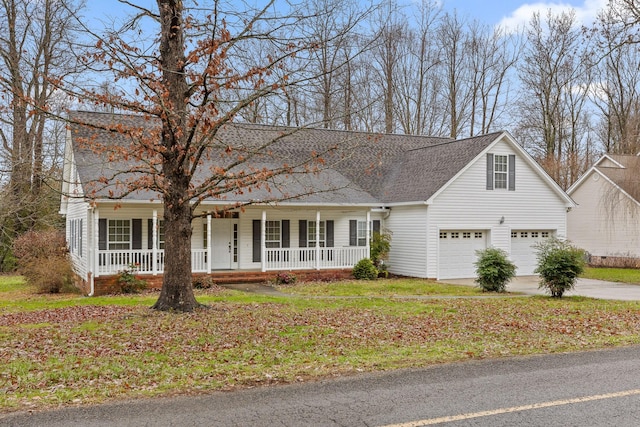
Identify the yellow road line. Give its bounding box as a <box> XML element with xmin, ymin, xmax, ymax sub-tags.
<box><xmin>380</xmin><ymin>388</ymin><xmax>640</xmax><ymax>427</ymax></box>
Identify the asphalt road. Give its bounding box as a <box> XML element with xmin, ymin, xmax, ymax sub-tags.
<box><xmin>3</xmin><ymin>345</ymin><xmax>640</xmax><ymax>426</ymax></box>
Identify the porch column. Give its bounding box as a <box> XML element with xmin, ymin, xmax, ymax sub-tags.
<box><xmin>366</xmin><ymin>210</ymin><xmax>371</xmax><ymax>259</ymax></box>
<box><xmin>152</xmin><ymin>210</ymin><xmax>158</xmax><ymax>275</ymax></box>
<box><xmin>206</xmin><ymin>214</ymin><xmax>212</xmax><ymax>273</ymax></box>
<box><xmin>93</xmin><ymin>208</ymin><xmax>99</xmax><ymax>277</ymax></box>
<box><xmin>315</xmin><ymin>211</ymin><xmax>321</xmax><ymax>270</ymax></box>
<box><xmin>261</xmin><ymin>210</ymin><xmax>266</xmax><ymax>272</ymax></box>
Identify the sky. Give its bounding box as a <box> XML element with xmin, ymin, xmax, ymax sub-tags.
<box><xmin>85</xmin><ymin>0</ymin><xmax>610</xmax><ymax>30</ymax></box>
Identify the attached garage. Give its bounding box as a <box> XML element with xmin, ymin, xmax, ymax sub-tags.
<box><xmin>510</xmin><ymin>230</ymin><xmax>552</xmax><ymax>275</ymax></box>
<box><xmin>438</xmin><ymin>230</ymin><xmax>487</xmax><ymax>279</ymax></box>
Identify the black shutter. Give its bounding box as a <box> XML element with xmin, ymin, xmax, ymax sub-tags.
<box><xmin>132</xmin><ymin>219</ymin><xmax>142</xmax><ymax>250</ymax></box>
<box><xmin>373</xmin><ymin>220</ymin><xmax>381</xmax><ymax>235</ymax></box>
<box><xmin>349</xmin><ymin>220</ymin><xmax>357</xmax><ymax>246</ymax></box>
<box><xmin>282</xmin><ymin>220</ymin><xmax>290</xmax><ymax>248</ymax></box>
<box><xmin>98</xmin><ymin>218</ymin><xmax>107</xmax><ymax>250</ymax></box>
<box><xmin>252</xmin><ymin>220</ymin><xmax>261</xmax><ymax>262</ymax></box>
<box><xmin>508</xmin><ymin>154</ymin><xmax>516</xmax><ymax>191</ymax></box>
<box><xmin>147</xmin><ymin>219</ymin><xmax>153</xmax><ymax>249</ymax></box>
<box><xmin>486</xmin><ymin>153</ymin><xmax>494</xmax><ymax>190</ymax></box>
<box><xmin>299</xmin><ymin>220</ymin><xmax>307</xmax><ymax>248</ymax></box>
<box><xmin>326</xmin><ymin>220</ymin><xmax>334</xmax><ymax>247</ymax></box>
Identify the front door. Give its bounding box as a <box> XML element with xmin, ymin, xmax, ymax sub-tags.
<box><xmin>212</xmin><ymin>219</ymin><xmax>238</xmax><ymax>269</ymax></box>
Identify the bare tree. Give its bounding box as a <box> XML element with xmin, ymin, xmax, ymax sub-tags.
<box><xmin>515</xmin><ymin>10</ymin><xmax>594</xmax><ymax>188</ymax></box>
<box><xmin>59</xmin><ymin>0</ymin><xmax>374</xmax><ymax>311</ymax></box>
<box><xmin>0</xmin><ymin>0</ymin><xmax>81</xmax><ymax>270</ymax></box>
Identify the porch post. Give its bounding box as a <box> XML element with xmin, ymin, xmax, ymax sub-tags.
<box><xmin>152</xmin><ymin>210</ymin><xmax>158</xmax><ymax>275</ymax></box>
<box><xmin>93</xmin><ymin>208</ymin><xmax>99</xmax><ymax>277</ymax></box>
<box><xmin>261</xmin><ymin>210</ymin><xmax>266</xmax><ymax>272</ymax></box>
<box><xmin>315</xmin><ymin>211</ymin><xmax>321</xmax><ymax>270</ymax></box>
<box><xmin>206</xmin><ymin>214</ymin><xmax>212</xmax><ymax>273</ymax></box>
<box><xmin>366</xmin><ymin>210</ymin><xmax>371</xmax><ymax>259</ymax></box>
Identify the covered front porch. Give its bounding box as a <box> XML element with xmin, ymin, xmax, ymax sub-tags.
<box><xmin>86</xmin><ymin>206</ymin><xmax>378</xmax><ymax>278</ymax></box>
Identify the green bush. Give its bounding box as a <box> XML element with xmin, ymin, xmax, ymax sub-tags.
<box><xmin>474</xmin><ymin>247</ymin><xmax>516</xmax><ymax>292</ymax></box>
<box><xmin>117</xmin><ymin>265</ymin><xmax>148</xmax><ymax>294</ymax></box>
<box><xmin>370</xmin><ymin>229</ymin><xmax>392</xmax><ymax>267</ymax></box>
<box><xmin>534</xmin><ymin>238</ymin><xmax>586</xmax><ymax>298</ymax></box>
<box><xmin>13</xmin><ymin>230</ymin><xmax>75</xmax><ymax>293</ymax></box>
<box><xmin>353</xmin><ymin>258</ymin><xmax>378</xmax><ymax>280</ymax></box>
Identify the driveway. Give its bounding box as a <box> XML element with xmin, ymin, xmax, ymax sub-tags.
<box><xmin>442</xmin><ymin>276</ymin><xmax>640</xmax><ymax>300</ymax></box>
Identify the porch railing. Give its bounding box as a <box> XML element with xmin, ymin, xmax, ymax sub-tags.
<box><xmin>96</xmin><ymin>246</ymin><xmax>367</xmax><ymax>276</ymax></box>
<box><xmin>263</xmin><ymin>247</ymin><xmax>368</xmax><ymax>271</ymax></box>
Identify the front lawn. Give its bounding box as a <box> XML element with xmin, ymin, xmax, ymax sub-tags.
<box><xmin>3</xmin><ymin>275</ymin><xmax>640</xmax><ymax>414</ymax></box>
<box><xmin>277</xmin><ymin>278</ymin><xmax>483</xmax><ymax>296</ymax></box>
<box><xmin>581</xmin><ymin>267</ymin><xmax>640</xmax><ymax>284</ymax></box>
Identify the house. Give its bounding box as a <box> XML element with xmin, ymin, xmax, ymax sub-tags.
<box><xmin>567</xmin><ymin>154</ymin><xmax>640</xmax><ymax>267</ymax></box>
<box><xmin>60</xmin><ymin>111</ymin><xmax>574</xmax><ymax>295</ymax></box>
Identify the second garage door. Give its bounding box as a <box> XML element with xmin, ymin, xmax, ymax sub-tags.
<box><xmin>438</xmin><ymin>230</ymin><xmax>487</xmax><ymax>279</ymax></box>
<box><xmin>510</xmin><ymin>230</ymin><xmax>552</xmax><ymax>275</ymax></box>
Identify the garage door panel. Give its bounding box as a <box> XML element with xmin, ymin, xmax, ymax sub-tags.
<box><xmin>511</xmin><ymin>230</ymin><xmax>552</xmax><ymax>275</ymax></box>
<box><xmin>438</xmin><ymin>230</ymin><xmax>487</xmax><ymax>279</ymax></box>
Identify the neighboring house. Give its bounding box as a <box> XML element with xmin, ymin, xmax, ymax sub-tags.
<box><xmin>567</xmin><ymin>154</ymin><xmax>640</xmax><ymax>266</ymax></box>
<box><xmin>60</xmin><ymin>111</ymin><xmax>574</xmax><ymax>295</ymax></box>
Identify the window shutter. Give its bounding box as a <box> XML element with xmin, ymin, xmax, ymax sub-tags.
<box><xmin>298</xmin><ymin>220</ymin><xmax>307</xmax><ymax>248</ymax></box>
<box><xmin>349</xmin><ymin>220</ymin><xmax>357</xmax><ymax>246</ymax></box>
<box><xmin>147</xmin><ymin>219</ymin><xmax>153</xmax><ymax>249</ymax></box>
<box><xmin>98</xmin><ymin>218</ymin><xmax>107</xmax><ymax>250</ymax></box>
<box><xmin>373</xmin><ymin>220</ymin><xmax>381</xmax><ymax>235</ymax></box>
<box><xmin>326</xmin><ymin>220</ymin><xmax>334</xmax><ymax>247</ymax></box>
<box><xmin>486</xmin><ymin>153</ymin><xmax>494</xmax><ymax>190</ymax></box>
<box><xmin>79</xmin><ymin>219</ymin><xmax>83</xmax><ymax>256</ymax></box>
<box><xmin>132</xmin><ymin>219</ymin><xmax>142</xmax><ymax>250</ymax></box>
<box><xmin>252</xmin><ymin>220</ymin><xmax>261</xmax><ymax>262</ymax></box>
<box><xmin>281</xmin><ymin>220</ymin><xmax>290</xmax><ymax>248</ymax></box>
<box><xmin>508</xmin><ymin>154</ymin><xmax>516</xmax><ymax>191</ymax></box>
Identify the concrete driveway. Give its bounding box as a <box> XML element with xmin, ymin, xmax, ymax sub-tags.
<box><xmin>442</xmin><ymin>276</ymin><xmax>640</xmax><ymax>300</ymax></box>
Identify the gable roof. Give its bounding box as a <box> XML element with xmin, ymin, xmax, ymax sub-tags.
<box><xmin>569</xmin><ymin>154</ymin><xmax>640</xmax><ymax>205</ymax></box>
<box><xmin>66</xmin><ymin>110</ymin><xmax>564</xmax><ymax>206</ymax></box>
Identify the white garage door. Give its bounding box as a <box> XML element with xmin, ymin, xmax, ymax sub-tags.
<box><xmin>510</xmin><ymin>230</ymin><xmax>552</xmax><ymax>275</ymax></box>
<box><xmin>438</xmin><ymin>230</ymin><xmax>487</xmax><ymax>279</ymax></box>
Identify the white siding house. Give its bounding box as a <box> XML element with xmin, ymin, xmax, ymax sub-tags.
<box><xmin>60</xmin><ymin>111</ymin><xmax>574</xmax><ymax>294</ymax></box>
<box><xmin>567</xmin><ymin>154</ymin><xmax>640</xmax><ymax>265</ymax></box>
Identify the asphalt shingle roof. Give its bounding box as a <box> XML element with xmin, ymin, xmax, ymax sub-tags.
<box><xmin>596</xmin><ymin>155</ymin><xmax>640</xmax><ymax>203</ymax></box>
<box><xmin>68</xmin><ymin>111</ymin><xmax>502</xmax><ymax>205</ymax></box>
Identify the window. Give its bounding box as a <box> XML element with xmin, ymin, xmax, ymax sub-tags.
<box><xmin>474</xmin><ymin>232</ymin><xmax>483</xmax><ymax>238</ymax></box>
<box><xmin>463</xmin><ymin>232</ymin><xmax>471</xmax><ymax>239</ymax></box>
<box><xmin>531</xmin><ymin>231</ymin><xmax>539</xmax><ymax>238</ymax></box>
<box><xmin>108</xmin><ymin>219</ymin><xmax>130</xmax><ymax>250</ymax></box>
<box><xmin>69</xmin><ymin>219</ymin><xmax>83</xmax><ymax>256</ymax></box>
<box><xmin>357</xmin><ymin>221</ymin><xmax>368</xmax><ymax>246</ymax></box>
<box><xmin>308</xmin><ymin>221</ymin><xmax>326</xmax><ymax>247</ymax></box>
<box><xmin>451</xmin><ymin>232</ymin><xmax>459</xmax><ymax>239</ymax></box>
<box><xmin>511</xmin><ymin>231</ymin><xmax>518</xmax><ymax>238</ymax></box>
<box><xmin>265</xmin><ymin>220</ymin><xmax>281</xmax><ymax>248</ymax></box>
<box><xmin>494</xmin><ymin>155</ymin><xmax>508</xmax><ymax>189</ymax></box>
<box><xmin>439</xmin><ymin>232</ymin><xmax>447</xmax><ymax>239</ymax></box>
<box><xmin>158</xmin><ymin>220</ymin><xmax>165</xmax><ymax>249</ymax></box>
<box><xmin>541</xmin><ymin>231</ymin><xmax>550</xmax><ymax>238</ymax></box>
<box><xmin>520</xmin><ymin>232</ymin><xmax>528</xmax><ymax>238</ymax></box>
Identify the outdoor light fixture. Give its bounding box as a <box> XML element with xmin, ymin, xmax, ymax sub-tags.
<box><xmin>499</xmin><ymin>216</ymin><xmax>505</xmax><ymax>224</ymax></box>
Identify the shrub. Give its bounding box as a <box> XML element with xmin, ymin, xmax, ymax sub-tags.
<box><xmin>275</xmin><ymin>271</ymin><xmax>297</xmax><ymax>285</ymax></box>
<box><xmin>13</xmin><ymin>230</ymin><xmax>75</xmax><ymax>293</ymax></box>
<box><xmin>117</xmin><ymin>264</ymin><xmax>147</xmax><ymax>293</ymax></box>
<box><xmin>474</xmin><ymin>247</ymin><xmax>517</xmax><ymax>292</ymax></box>
<box><xmin>534</xmin><ymin>238</ymin><xmax>586</xmax><ymax>298</ymax></box>
<box><xmin>370</xmin><ymin>229</ymin><xmax>392</xmax><ymax>268</ymax></box>
<box><xmin>353</xmin><ymin>258</ymin><xmax>378</xmax><ymax>280</ymax></box>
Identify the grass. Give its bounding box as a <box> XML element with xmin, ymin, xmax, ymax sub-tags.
<box><xmin>581</xmin><ymin>267</ymin><xmax>640</xmax><ymax>284</ymax></box>
<box><xmin>3</xmin><ymin>274</ymin><xmax>640</xmax><ymax>414</ymax></box>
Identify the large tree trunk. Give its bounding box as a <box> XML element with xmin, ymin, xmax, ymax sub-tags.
<box><xmin>152</xmin><ymin>0</ymin><xmax>201</xmax><ymax>312</ymax></box>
